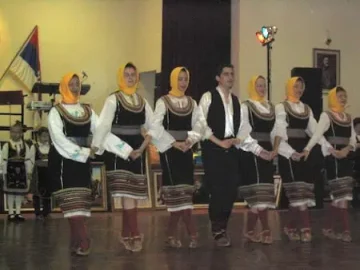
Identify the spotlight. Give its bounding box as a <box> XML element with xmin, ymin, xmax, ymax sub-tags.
<box><xmin>256</xmin><ymin>26</ymin><xmax>278</xmax><ymax>45</ymax></box>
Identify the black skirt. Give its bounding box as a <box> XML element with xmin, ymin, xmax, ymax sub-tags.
<box><xmin>159</xmin><ymin>147</ymin><xmax>194</xmax><ymax>211</ymax></box>
<box><xmin>48</xmin><ymin>146</ymin><xmax>92</xmax><ymax>217</ymax></box>
<box><xmin>278</xmin><ymin>155</ymin><xmax>315</xmax><ymax>207</ymax></box>
<box><xmin>238</xmin><ymin>150</ymin><xmax>275</xmax><ymax>208</ymax></box>
<box><xmin>105</xmin><ymin>134</ymin><xmax>148</xmax><ymax>199</ymax></box>
<box><xmin>325</xmin><ymin>155</ymin><xmax>354</xmax><ymax>202</ymax></box>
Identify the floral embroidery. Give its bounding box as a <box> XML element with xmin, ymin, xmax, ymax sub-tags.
<box><xmin>70</xmin><ymin>149</ymin><xmax>81</xmax><ymax>160</ymax></box>
<box><xmin>116</xmin><ymin>142</ymin><xmax>125</xmax><ymax>150</ymax></box>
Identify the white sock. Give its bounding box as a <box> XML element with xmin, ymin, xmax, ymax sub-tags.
<box><xmin>7</xmin><ymin>194</ymin><xmax>15</xmax><ymax>215</ymax></box>
<box><xmin>15</xmin><ymin>195</ymin><xmax>23</xmax><ymax>215</ymax></box>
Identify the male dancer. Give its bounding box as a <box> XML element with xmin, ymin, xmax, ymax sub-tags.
<box><xmin>197</xmin><ymin>64</ymin><xmax>270</xmax><ymax>247</ymax></box>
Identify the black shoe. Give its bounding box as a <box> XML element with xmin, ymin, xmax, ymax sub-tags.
<box><xmin>15</xmin><ymin>214</ymin><xmax>25</xmax><ymax>222</ymax></box>
<box><xmin>7</xmin><ymin>214</ymin><xmax>16</xmax><ymax>222</ymax></box>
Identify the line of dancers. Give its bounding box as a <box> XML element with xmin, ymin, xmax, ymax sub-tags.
<box><xmin>1</xmin><ymin>63</ymin><xmax>357</xmax><ymax>256</ymax></box>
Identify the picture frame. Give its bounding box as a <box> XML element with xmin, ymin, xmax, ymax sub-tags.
<box><xmin>90</xmin><ymin>162</ymin><xmax>108</xmax><ymax>211</ymax></box>
<box><xmin>111</xmin><ymin>153</ymin><xmax>153</xmax><ymax>211</ymax></box>
<box><xmin>52</xmin><ymin>162</ymin><xmax>108</xmax><ymax>212</ymax></box>
<box><xmin>313</xmin><ymin>48</ymin><xmax>340</xmax><ymax>92</ymax></box>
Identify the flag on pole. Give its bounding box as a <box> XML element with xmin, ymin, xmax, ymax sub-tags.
<box><xmin>9</xmin><ymin>26</ymin><xmax>41</xmax><ymax>91</ymax></box>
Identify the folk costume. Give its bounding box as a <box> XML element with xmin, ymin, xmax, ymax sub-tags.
<box><xmin>92</xmin><ymin>63</ymin><xmax>157</xmax><ymax>252</ymax></box>
<box><xmin>198</xmin><ymin>85</ymin><xmax>263</xmax><ymax>247</ymax></box>
<box><xmin>48</xmin><ymin>72</ymin><xmax>131</xmax><ymax>256</ymax></box>
<box><xmin>238</xmin><ymin>76</ymin><xmax>278</xmax><ymax>244</ymax></box>
<box><xmin>152</xmin><ymin>67</ymin><xmax>201</xmax><ymax>248</ymax></box>
<box><xmin>29</xmin><ymin>138</ymin><xmax>51</xmax><ymax>219</ymax></box>
<box><xmin>2</xmin><ymin>138</ymin><xmax>33</xmax><ymax>222</ymax></box>
<box><xmin>275</xmin><ymin>77</ymin><xmax>329</xmax><ymax>242</ymax></box>
<box><xmin>305</xmin><ymin>86</ymin><xmax>356</xmax><ymax>242</ymax></box>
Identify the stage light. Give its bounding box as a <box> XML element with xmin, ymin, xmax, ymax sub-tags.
<box><xmin>256</xmin><ymin>26</ymin><xmax>278</xmax><ymax>46</ymax></box>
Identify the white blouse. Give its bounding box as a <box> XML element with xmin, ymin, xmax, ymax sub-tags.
<box><xmin>305</xmin><ymin>111</ymin><xmax>357</xmax><ymax>156</ymax></box>
<box><xmin>197</xmin><ymin>88</ymin><xmax>262</xmax><ymax>155</ymax></box>
<box><xmin>48</xmin><ymin>103</ymin><xmax>133</xmax><ymax>163</ymax></box>
<box><xmin>2</xmin><ymin>139</ymin><xmax>34</xmax><ymax>175</ymax></box>
<box><xmin>92</xmin><ymin>92</ymin><xmax>159</xmax><ymax>150</ymax></box>
<box><xmin>151</xmin><ymin>95</ymin><xmax>202</xmax><ymax>153</ymax></box>
<box><xmin>274</xmin><ymin>101</ymin><xmax>330</xmax><ymax>159</ymax></box>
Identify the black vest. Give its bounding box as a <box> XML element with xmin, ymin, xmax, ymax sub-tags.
<box><xmin>207</xmin><ymin>89</ymin><xmax>241</xmax><ymax>140</ymax></box>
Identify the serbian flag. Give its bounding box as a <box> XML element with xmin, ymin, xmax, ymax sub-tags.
<box><xmin>9</xmin><ymin>26</ymin><xmax>41</xmax><ymax>91</ymax></box>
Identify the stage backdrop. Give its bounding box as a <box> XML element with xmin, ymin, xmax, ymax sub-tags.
<box><xmin>159</xmin><ymin>0</ymin><xmax>231</xmax><ymax>101</ymax></box>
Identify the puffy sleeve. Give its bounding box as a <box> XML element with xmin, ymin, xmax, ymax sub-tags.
<box><xmin>91</xmin><ymin>95</ymin><xmax>117</xmax><ymax>149</ymax></box>
<box><xmin>90</xmin><ymin>110</ymin><xmax>133</xmax><ymax>160</ymax></box>
<box><xmin>48</xmin><ymin>108</ymin><xmax>90</xmax><ymax>163</ymax></box>
<box><xmin>305</xmin><ymin>109</ymin><xmax>332</xmax><ymax>153</ymax></box>
<box><xmin>274</xmin><ymin>103</ymin><xmax>295</xmax><ymax>159</ymax></box>
<box><xmin>1</xmin><ymin>143</ymin><xmax>8</xmax><ymax>175</ymax></box>
<box><xmin>150</xmin><ymin>98</ymin><xmax>176</xmax><ymax>153</ymax></box>
<box><xmin>305</xmin><ymin>112</ymin><xmax>331</xmax><ymax>155</ymax></box>
<box><xmin>25</xmin><ymin>143</ymin><xmax>34</xmax><ymax>174</ymax></box>
<box><xmin>197</xmin><ymin>92</ymin><xmax>213</xmax><ymax>140</ymax></box>
<box><xmin>350</xmin><ymin>121</ymin><xmax>357</xmax><ymax>150</ymax></box>
<box><xmin>187</xmin><ymin>100</ymin><xmax>202</xmax><ymax>145</ymax></box>
<box><xmin>142</xmin><ymin>100</ymin><xmax>158</xmax><ymax>138</ymax></box>
<box><xmin>235</xmin><ymin>104</ymin><xmax>262</xmax><ymax>155</ymax></box>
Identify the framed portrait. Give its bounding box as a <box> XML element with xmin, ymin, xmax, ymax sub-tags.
<box><xmin>111</xmin><ymin>153</ymin><xmax>153</xmax><ymax>211</ymax></box>
<box><xmin>274</xmin><ymin>174</ymin><xmax>282</xmax><ymax>208</ymax></box>
<box><xmin>90</xmin><ymin>162</ymin><xmax>108</xmax><ymax>211</ymax></box>
<box><xmin>313</xmin><ymin>48</ymin><xmax>340</xmax><ymax>91</ymax></box>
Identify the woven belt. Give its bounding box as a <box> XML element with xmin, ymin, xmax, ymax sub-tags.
<box><xmin>167</xmin><ymin>130</ymin><xmax>188</xmax><ymax>141</ymax></box>
<box><xmin>251</xmin><ymin>132</ymin><xmax>271</xmax><ymax>142</ymax></box>
<box><xmin>67</xmin><ymin>136</ymin><xmax>92</xmax><ymax>147</ymax></box>
<box><xmin>111</xmin><ymin>125</ymin><xmax>141</xmax><ymax>135</ymax></box>
<box><xmin>327</xmin><ymin>136</ymin><xmax>350</xmax><ymax>145</ymax></box>
<box><xmin>287</xmin><ymin>128</ymin><xmax>307</xmax><ymax>139</ymax></box>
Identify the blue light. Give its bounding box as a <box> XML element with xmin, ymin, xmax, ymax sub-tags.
<box><xmin>261</xmin><ymin>27</ymin><xmax>269</xmax><ymax>39</ymax></box>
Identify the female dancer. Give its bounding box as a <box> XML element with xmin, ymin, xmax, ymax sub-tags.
<box><xmin>275</xmin><ymin>77</ymin><xmax>328</xmax><ymax>242</ymax></box>
<box><xmin>92</xmin><ymin>63</ymin><xmax>157</xmax><ymax>252</ymax></box>
<box><xmin>48</xmin><ymin>72</ymin><xmax>133</xmax><ymax>256</ymax></box>
<box><xmin>304</xmin><ymin>86</ymin><xmax>355</xmax><ymax>242</ymax></box>
<box><xmin>152</xmin><ymin>67</ymin><xmax>201</xmax><ymax>248</ymax></box>
<box><xmin>238</xmin><ymin>75</ymin><xmax>280</xmax><ymax>244</ymax></box>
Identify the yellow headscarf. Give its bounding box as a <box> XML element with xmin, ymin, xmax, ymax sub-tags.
<box><xmin>328</xmin><ymin>86</ymin><xmax>345</xmax><ymax>113</ymax></box>
<box><xmin>168</xmin><ymin>67</ymin><xmax>190</xmax><ymax>97</ymax></box>
<box><xmin>286</xmin><ymin>77</ymin><xmax>304</xmax><ymax>103</ymax></box>
<box><xmin>117</xmin><ymin>62</ymin><xmax>139</xmax><ymax>95</ymax></box>
<box><xmin>59</xmin><ymin>72</ymin><xmax>80</xmax><ymax>104</ymax></box>
<box><xmin>248</xmin><ymin>75</ymin><xmax>266</xmax><ymax>102</ymax></box>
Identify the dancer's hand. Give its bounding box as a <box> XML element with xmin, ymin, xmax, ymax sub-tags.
<box><xmin>269</xmin><ymin>149</ymin><xmax>278</xmax><ymax>160</ymax></box>
<box><xmin>172</xmin><ymin>142</ymin><xmax>187</xmax><ymax>152</ymax></box>
<box><xmin>89</xmin><ymin>147</ymin><xmax>97</xmax><ymax>159</ymax></box>
<box><xmin>302</xmin><ymin>150</ymin><xmax>310</xmax><ymax>161</ymax></box>
<box><xmin>259</xmin><ymin>150</ymin><xmax>272</xmax><ymax>161</ymax></box>
<box><xmin>129</xmin><ymin>150</ymin><xmax>142</xmax><ymax>160</ymax></box>
<box><xmin>232</xmin><ymin>138</ymin><xmax>241</xmax><ymax>145</ymax></box>
<box><xmin>338</xmin><ymin>146</ymin><xmax>351</xmax><ymax>158</ymax></box>
<box><xmin>26</xmin><ymin>193</ymin><xmax>33</xmax><ymax>202</ymax></box>
<box><xmin>219</xmin><ymin>139</ymin><xmax>233</xmax><ymax>149</ymax></box>
<box><xmin>291</xmin><ymin>152</ymin><xmax>303</xmax><ymax>161</ymax></box>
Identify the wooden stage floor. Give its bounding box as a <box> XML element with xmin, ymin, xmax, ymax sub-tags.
<box><xmin>1</xmin><ymin>208</ymin><xmax>360</xmax><ymax>270</ymax></box>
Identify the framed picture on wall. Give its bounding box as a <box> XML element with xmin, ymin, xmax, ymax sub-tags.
<box><xmin>313</xmin><ymin>48</ymin><xmax>340</xmax><ymax>91</ymax></box>
<box><xmin>90</xmin><ymin>162</ymin><xmax>108</xmax><ymax>211</ymax></box>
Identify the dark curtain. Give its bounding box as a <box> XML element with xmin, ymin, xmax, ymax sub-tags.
<box><xmin>158</xmin><ymin>0</ymin><xmax>231</xmax><ymax>102</ymax></box>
